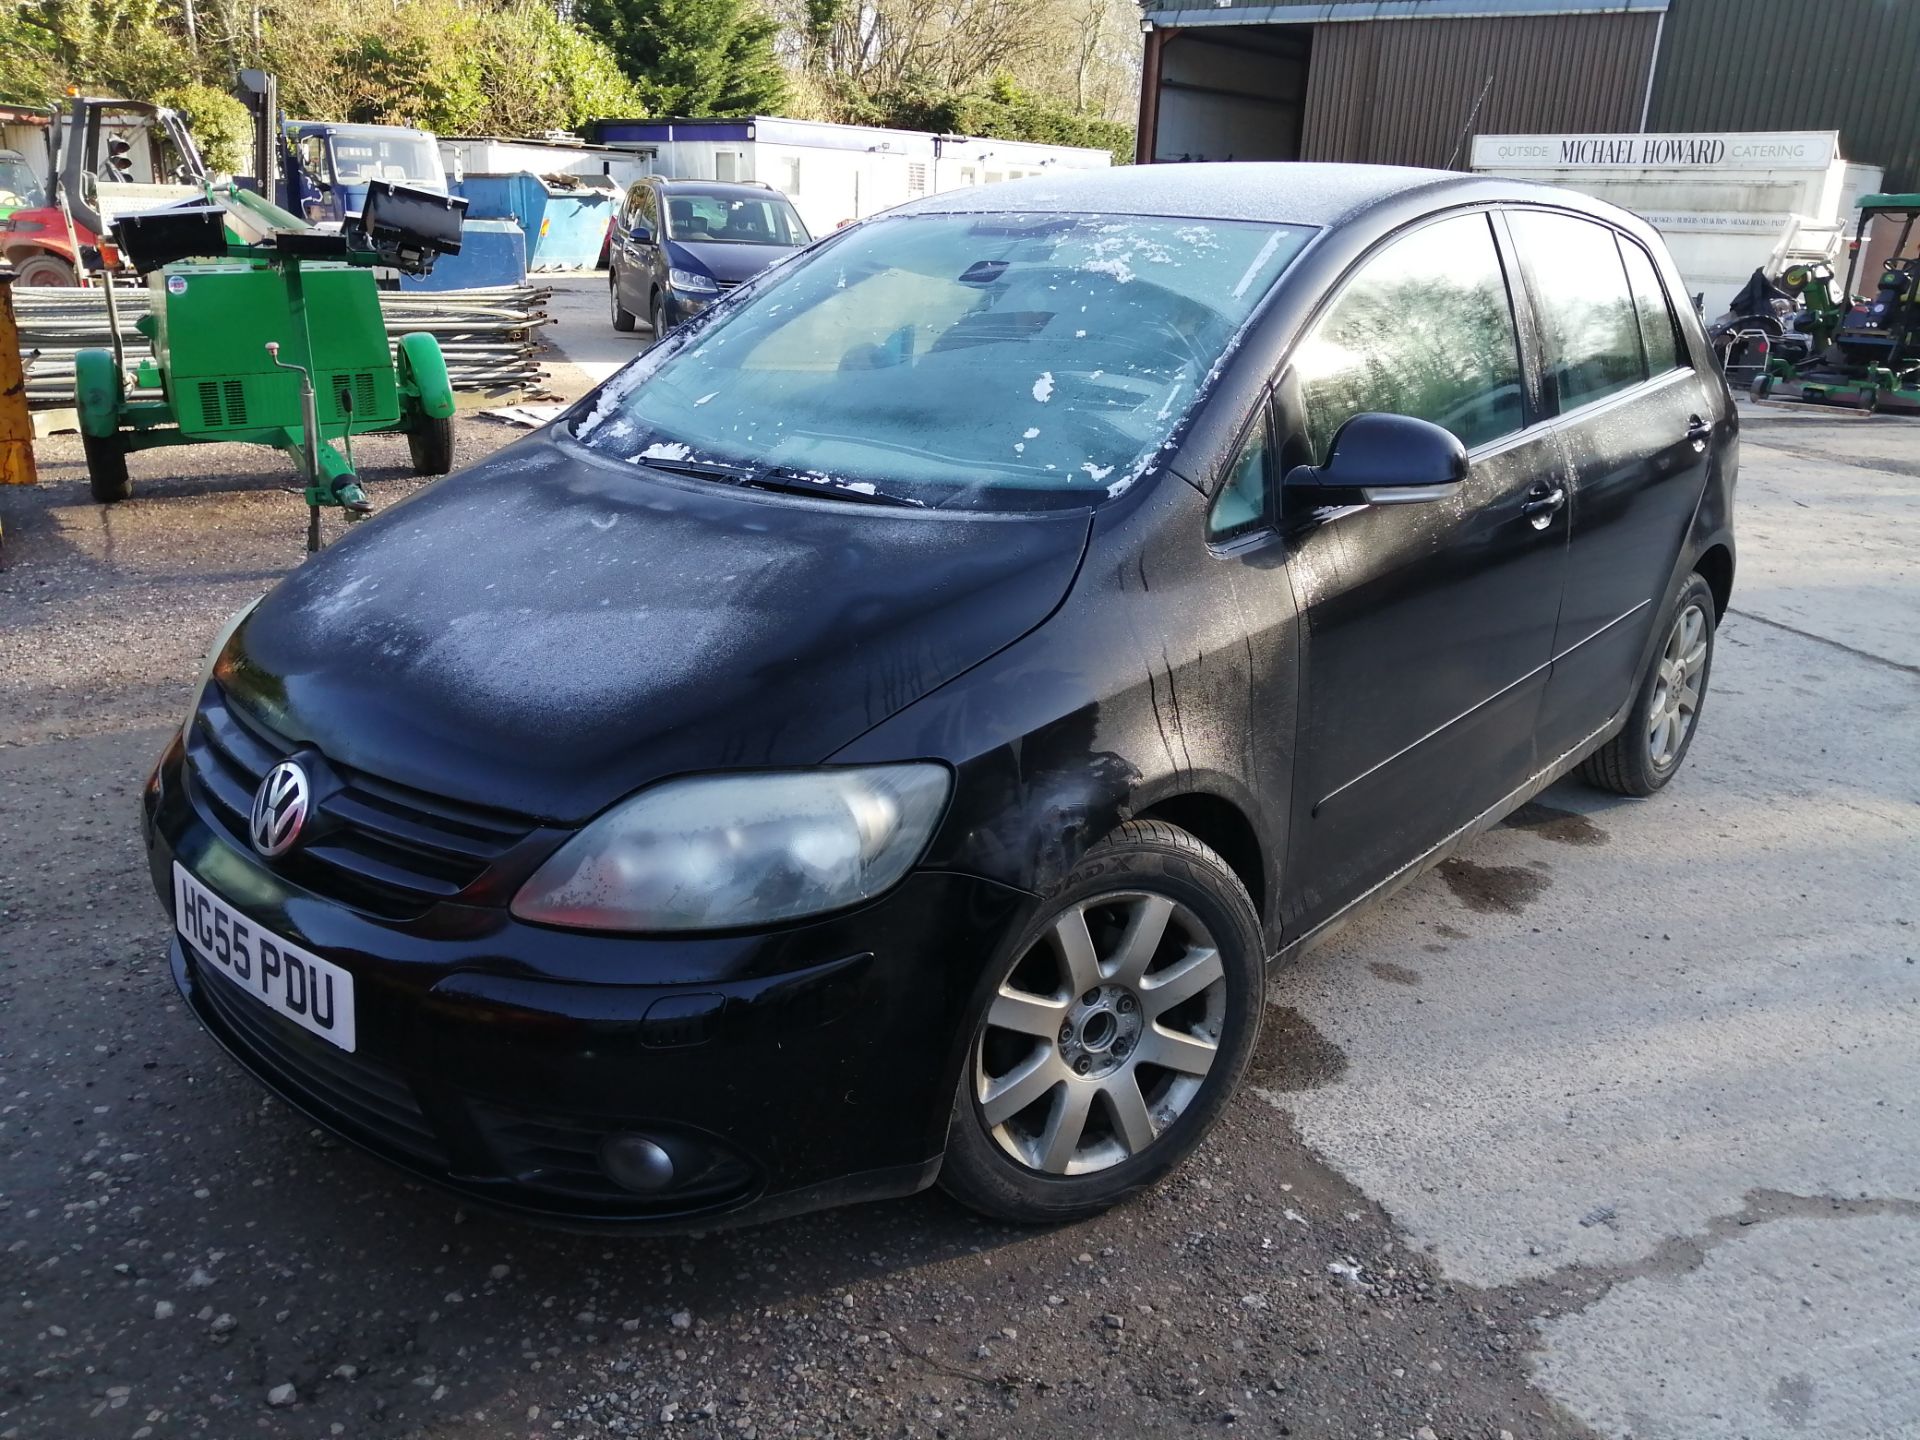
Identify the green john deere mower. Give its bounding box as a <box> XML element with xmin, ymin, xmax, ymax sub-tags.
<box><xmin>1754</xmin><ymin>193</ymin><xmax>1920</xmax><ymax>415</ymax></box>
<box><xmin>75</xmin><ymin>181</ymin><xmax>467</xmax><ymax>549</ymax></box>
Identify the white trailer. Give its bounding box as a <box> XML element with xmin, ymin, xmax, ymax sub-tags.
<box><xmin>585</xmin><ymin>116</ymin><xmax>1111</xmax><ymax>236</ymax></box>
<box><xmin>1471</xmin><ymin>130</ymin><xmax>1883</xmax><ymax>317</ymax></box>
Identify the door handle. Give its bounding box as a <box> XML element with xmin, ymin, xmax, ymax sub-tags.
<box><xmin>1686</xmin><ymin>415</ymin><xmax>1712</xmax><ymax>448</ymax></box>
<box><xmin>1521</xmin><ymin>483</ymin><xmax>1566</xmax><ymax>529</ymax></box>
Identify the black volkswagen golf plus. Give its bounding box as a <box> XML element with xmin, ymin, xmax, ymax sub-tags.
<box><xmin>146</xmin><ymin>164</ymin><xmax>1735</xmax><ymax>1228</ymax></box>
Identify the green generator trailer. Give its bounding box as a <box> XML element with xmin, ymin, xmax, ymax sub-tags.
<box><xmin>74</xmin><ymin>182</ymin><xmax>466</xmax><ymax>548</ymax></box>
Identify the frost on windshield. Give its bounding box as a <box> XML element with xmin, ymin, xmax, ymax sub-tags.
<box><xmin>574</xmin><ymin>211</ymin><xmax>1313</xmax><ymax>509</ymax></box>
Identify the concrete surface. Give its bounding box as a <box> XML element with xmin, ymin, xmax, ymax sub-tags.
<box><xmin>0</xmin><ymin>282</ymin><xmax>1914</xmax><ymax>1440</ymax></box>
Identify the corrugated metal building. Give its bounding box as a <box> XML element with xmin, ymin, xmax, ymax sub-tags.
<box><xmin>1138</xmin><ymin>0</ymin><xmax>1920</xmax><ymax>191</ymax></box>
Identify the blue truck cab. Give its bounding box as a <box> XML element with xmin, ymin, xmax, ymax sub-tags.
<box><xmin>281</xmin><ymin>122</ymin><xmax>447</xmax><ymax>227</ymax></box>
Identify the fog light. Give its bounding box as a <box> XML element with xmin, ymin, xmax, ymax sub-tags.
<box><xmin>600</xmin><ymin>1134</ymin><xmax>676</xmax><ymax>1193</ymax></box>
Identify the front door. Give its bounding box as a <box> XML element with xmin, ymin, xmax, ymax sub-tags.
<box><xmin>1279</xmin><ymin>209</ymin><xmax>1571</xmax><ymax>933</ymax></box>
<box><xmin>1502</xmin><ymin>210</ymin><xmax>1723</xmax><ymax>760</ymax></box>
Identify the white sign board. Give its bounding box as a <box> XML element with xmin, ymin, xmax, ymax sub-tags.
<box><xmin>1471</xmin><ymin>131</ymin><xmax>1839</xmax><ymax>173</ymax></box>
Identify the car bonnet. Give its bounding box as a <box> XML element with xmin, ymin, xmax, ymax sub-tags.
<box><xmin>221</xmin><ymin>433</ymin><xmax>1092</xmax><ymax>823</ymax></box>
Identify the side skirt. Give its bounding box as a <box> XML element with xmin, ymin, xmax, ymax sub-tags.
<box><xmin>1271</xmin><ymin>702</ymin><xmax>1629</xmax><ymax>964</ymax></box>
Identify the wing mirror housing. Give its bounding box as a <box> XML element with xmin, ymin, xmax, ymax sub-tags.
<box><xmin>1284</xmin><ymin>412</ymin><xmax>1468</xmax><ymax>505</ymax></box>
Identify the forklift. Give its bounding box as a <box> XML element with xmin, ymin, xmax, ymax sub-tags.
<box><xmin>1753</xmin><ymin>193</ymin><xmax>1920</xmax><ymax>414</ymax></box>
<box><xmin>75</xmin><ymin>180</ymin><xmax>467</xmax><ymax>549</ymax></box>
<box><xmin>0</xmin><ymin>97</ymin><xmax>207</xmax><ymax>285</ymax></box>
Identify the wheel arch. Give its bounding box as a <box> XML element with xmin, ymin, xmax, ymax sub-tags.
<box><xmin>1132</xmin><ymin>790</ymin><xmax>1266</xmax><ymax>924</ymax></box>
<box><xmin>1693</xmin><ymin>541</ymin><xmax>1734</xmax><ymax>620</ymax></box>
<box><xmin>395</xmin><ymin>332</ymin><xmax>456</xmax><ymax>421</ymax></box>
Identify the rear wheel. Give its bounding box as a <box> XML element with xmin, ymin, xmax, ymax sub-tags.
<box><xmin>939</xmin><ymin>820</ymin><xmax>1265</xmax><ymax>1224</ymax></box>
<box><xmin>83</xmin><ymin>430</ymin><xmax>131</xmax><ymax>503</ymax></box>
<box><xmin>14</xmin><ymin>252</ymin><xmax>77</xmax><ymax>286</ymax></box>
<box><xmin>1580</xmin><ymin>572</ymin><xmax>1716</xmax><ymax>797</ymax></box>
<box><xmin>407</xmin><ymin>413</ymin><xmax>454</xmax><ymax>476</ymax></box>
<box><xmin>610</xmin><ymin>270</ymin><xmax>636</xmax><ymax>332</ymax></box>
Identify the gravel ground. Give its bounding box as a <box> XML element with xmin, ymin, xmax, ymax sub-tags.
<box><xmin>3</xmin><ymin>296</ymin><xmax>1911</xmax><ymax>1440</ymax></box>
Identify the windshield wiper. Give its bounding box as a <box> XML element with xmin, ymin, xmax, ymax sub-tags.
<box><xmin>638</xmin><ymin>452</ymin><xmax>918</xmax><ymax>507</ymax></box>
<box><xmin>738</xmin><ymin>471</ymin><xmax>921</xmax><ymax>507</ymax></box>
<box><xmin>636</xmin><ymin>455</ymin><xmax>743</xmax><ymax>483</ymax></box>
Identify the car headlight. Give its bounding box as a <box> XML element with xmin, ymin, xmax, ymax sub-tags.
<box><xmin>512</xmin><ymin>764</ymin><xmax>952</xmax><ymax>932</ymax></box>
<box><xmin>667</xmin><ymin>266</ymin><xmax>718</xmax><ymax>295</ymax></box>
<box><xmin>185</xmin><ymin>598</ymin><xmax>261</xmax><ymax>730</ymax></box>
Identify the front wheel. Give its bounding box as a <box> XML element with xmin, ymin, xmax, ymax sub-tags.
<box><xmin>939</xmin><ymin>820</ymin><xmax>1265</xmax><ymax>1224</ymax></box>
<box><xmin>407</xmin><ymin>413</ymin><xmax>454</xmax><ymax>476</ymax></box>
<box><xmin>1580</xmin><ymin>572</ymin><xmax>1716</xmax><ymax>796</ymax></box>
<box><xmin>649</xmin><ymin>290</ymin><xmax>668</xmax><ymax>339</ymax></box>
<box><xmin>14</xmin><ymin>252</ymin><xmax>78</xmax><ymax>286</ymax></box>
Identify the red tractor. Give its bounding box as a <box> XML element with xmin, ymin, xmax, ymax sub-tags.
<box><xmin>1</xmin><ymin>98</ymin><xmax>208</xmax><ymax>285</ymax></box>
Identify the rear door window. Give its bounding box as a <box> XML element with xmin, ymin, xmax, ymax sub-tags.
<box><xmin>1292</xmin><ymin>212</ymin><xmax>1525</xmax><ymax>463</ymax></box>
<box><xmin>1508</xmin><ymin>211</ymin><xmax>1647</xmax><ymax>410</ymax></box>
<box><xmin>1620</xmin><ymin>238</ymin><xmax>1685</xmax><ymax>376</ymax></box>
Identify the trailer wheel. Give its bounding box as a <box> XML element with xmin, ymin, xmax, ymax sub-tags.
<box><xmin>407</xmin><ymin>414</ymin><xmax>454</xmax><ymax>476</ymax></box>
<box><xmin>1750</xmin><ymin>374</ymin><xmax>1774</xmax><ymax>401</ymax></box>
<box><xmin>84</xmin><ymin>431</ymin><xmax>131</xmax><ymax>503</ymax></box>
<box><xmin>14</xmin><ymin>252</ymin><xmax>78</xmax><ymax>286</ymax></box>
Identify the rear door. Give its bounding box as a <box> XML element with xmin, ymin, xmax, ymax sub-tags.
<box><xmin>1506</xmin><ymin>210</ymin><xmax>1722</xmax><ymax>759</ymax></box>
<box><xmin>1280</xmin><ymin>209</ymin><xmax>1571</xmax><ymax>932</ymax></box>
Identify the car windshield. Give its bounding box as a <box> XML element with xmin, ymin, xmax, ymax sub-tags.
<box><xmin>576</xmin><ymin>210</ymin><xmax>1312</xmax><ymax>508</ymax></box>
<box><xmin>327</xmin><ymin>129</ymin><xmax>444</xmax><ymax>191</ymax></box>
<box><xmin>665</xmin><ymin>192</ymin><xmax>808</xmax><ymax>246</ymax></box>
<box><xmin>0</xmin><ymin>155</ymin><xmax>44</xmax><ymax>208</ymax></box>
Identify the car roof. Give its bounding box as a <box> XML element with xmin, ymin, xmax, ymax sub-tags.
<box><xmin>896</xmin><ymin>161</ymin><xmax>1626</xmax><ymax>232</ymax></box>
<box><xmin>654</xmin><ymin>180</ymin><xmax>782</xmax><ymax>200</ymax></box>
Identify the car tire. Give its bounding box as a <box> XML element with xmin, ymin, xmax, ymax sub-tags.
<box><xmin>83</xmin><ymin>430</ymin><xmax>131</xmax><ymax>504</ymax></box>
<box><xmin>939</xmin><ymin>819</ymin><xmax>1265</xmax><ymax>1225</ymax></box>
<box><xmin>610</xmin><ymin>271</ymin><xmax>636</xmax><ymax>333</ymax></box>
<box><xmin>649</xmin><ymin>290</ymin><xmax>668</xmax><ymax>339</ymax></box>
<box><xmin>1580</xmin><ymin>571</ymin><xmax>1717</xmax><ymax>797</ymax></box>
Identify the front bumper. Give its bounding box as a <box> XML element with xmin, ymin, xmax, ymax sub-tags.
<box><xmin>662</xmin><ymin>282</ymin><xmax>735</xmax><ymax>328</ymax></box>
<box><xmin>143</xmin><ymin>731</ymin><xmax>1031</xmax><ymax>1228</ymax></box>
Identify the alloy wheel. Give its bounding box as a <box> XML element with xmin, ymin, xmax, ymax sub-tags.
<box><xmin>974</xmin><ymin>892</ymin><xmax>1226</xmax><ymax>1176</ymax></box>
<box><xmin>1648</xmin><ymin>601</ymin><xmax>1708</xmax><ymax>770</ymax></box>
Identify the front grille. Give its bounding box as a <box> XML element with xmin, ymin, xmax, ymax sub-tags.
<box><xmin>183</xmin><ymin>684</ymin><xmax>537</xmax><ymax>918</ymax></box>
<box><xmin>195</xmin><ymin>956</ymin><xmax>446</xmax><ymax>1167</ymax></box>
<box><xmin>469</xmin><ymin>1101</ymin><xmax>756</xmax><ymax>1207</ymax></box>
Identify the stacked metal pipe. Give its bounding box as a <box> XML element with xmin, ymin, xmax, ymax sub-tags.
<box><xmin>13</xmin><ymin>284</ymin><xmax>553</xmax><ymax>407</ymax></box>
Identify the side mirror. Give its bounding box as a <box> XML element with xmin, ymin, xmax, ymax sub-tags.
<box><xmin>1284</xmin><ymin>412</ymin><xmax>1468</xmax><ymax>505</ymax></box>
<box><xmin>631</xmin><ymin>223</ymin><xmax>653</xmax><ymax>245</ymax></box>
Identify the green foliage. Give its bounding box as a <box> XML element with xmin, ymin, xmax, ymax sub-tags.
<box><xmin>152</xmin><ymin>82</ymin><xmax>255</xmax><ymax>173</ymax></box>
<box><xmin>575</xmin><ymin>0</ymin><xmax>786</xmax><ymax>116</ymax></box>
<box><xmin>0</xmin><ymin>0</ymin><xmax>1128</xmax><ymax>167</ymax></box>
<box><xmin>846</xmin><ymin>76</ymin><xmax>1133</xmax><ymax>166</ymax></box>
<box><xmin>0</xmin><ymin>0</ymin><xmax>644</xmax><ymax>147</ymax></box>
<box><xmin>2</xmin><ymin>0</ymin><xmax>200</xmax><ymax>103</ymax></box>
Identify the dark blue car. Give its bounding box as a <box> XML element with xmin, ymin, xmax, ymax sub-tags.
<box><xmin>609</xmin><ymin>178</ymin><xmax>810</xmax><ymax>336</ymax></box>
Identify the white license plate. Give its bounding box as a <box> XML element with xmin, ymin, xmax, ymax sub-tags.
<box><xmin>173</xmin><ymin>863</ymin><xmax>357</xmax><ymax>1053</ymax></box>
